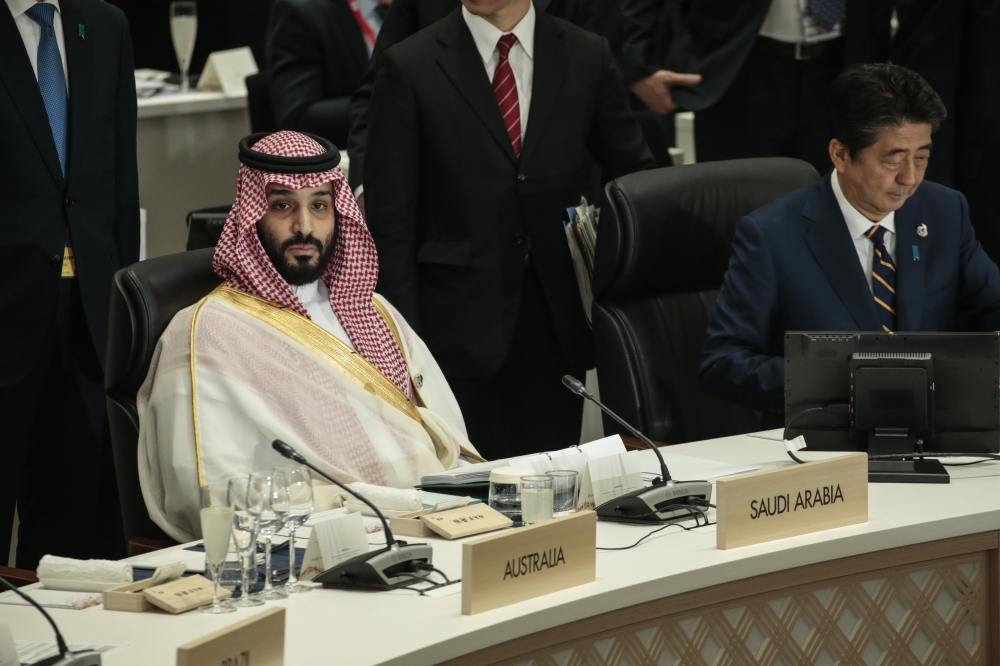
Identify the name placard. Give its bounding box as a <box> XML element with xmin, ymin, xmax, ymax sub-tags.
<box><xmin>421</xmin><ymin>503</ymin><xmax>512</xmax><ymax>540</ymax></box>
<box><xmin>716</xmin><ymin>453</ymin><xmax>868</xmax><ymax>550</ymax></box>
<box><xmin>461</xmin><ymin>511</ymin><xmax>595</xmax><ymax>615</ymax></box>
<box><xmin>177</xmin><ymin>607</ymin><xmax>284</xmax><ymax>666</ymax></box>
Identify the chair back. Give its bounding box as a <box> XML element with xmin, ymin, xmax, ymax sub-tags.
<box><xmin>186</xmin><ymin>205</ymin><xmax>232</xmax><ymax>251</ymax></box>
<box><xmin>245</xmin><ymin>70</ymin><xmax>278</xmax><ymax>133</ymax></box>
<box><xmin>593</xmin><ymin>158</ymin><xmax>820</xmax><ymax>443</ymax></box>
<box><xmin>105</xmin><ymin>248</ymin><xmax>222</xmax><ymax>545</ymax></box>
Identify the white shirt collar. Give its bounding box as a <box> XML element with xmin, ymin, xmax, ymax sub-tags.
<box><xmin>6</xmin><ymin>0</ymin><xmax>61</xmax><ymax>19</ymax></box>
<box><xmin>292</xmin><ymin>280</ymin><xmax>325</xmax><ymax>305</ymax></box>
<box><xmin>831</xmin><ymin>170</ymin><xmax>895</xmax><ymax>239</ymax></box>
<box><xmin>462</xmin><ymin>1</ymin><xmax>536</xmax><ymax>66</ymax></box>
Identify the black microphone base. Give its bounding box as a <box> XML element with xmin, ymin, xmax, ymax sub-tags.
<box><xmin>313</xmin><ymin>542</ymin><xmax>433</xmax><ymax>590</ymax></box>
<box><xmin>596</xmin><ymin>480</ymin><xmax>713</xmax><ymax>524</ymax></box>
<box><xmin>32</xmin><ymin>651</ymin><xmax>102</xmax><ymax>666</ymax></box>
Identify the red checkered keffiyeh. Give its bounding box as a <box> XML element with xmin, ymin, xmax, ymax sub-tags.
<box><xmin>212</xmin><ymin>131</ymin><xmax>411</xmax><ymax>397</ymax></box>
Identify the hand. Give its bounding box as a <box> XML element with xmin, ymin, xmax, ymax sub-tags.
<box><xmin>356</xmin><ymin>193</ymin><xmax>366</xmax><ymax>219</ymax></box>
<box><xmin>629</xmin><ymin>70</ymin><xmax>702</xmax><ymax>114</ymax></box>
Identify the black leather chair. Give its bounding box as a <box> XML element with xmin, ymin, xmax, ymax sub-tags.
<box><xmin>593</xmin><ymin>158</ymin><xmax>821</xmax><ymax>444</ymax></box>
<box><xmin>105</xmin><ymin>248</ymin><xmax>222</xmax><ymax>553</ymax></box>
<box><xmin>245</xmin><ymin>70</ymin><xmax>278</xmax><ymax>133</ymax></box>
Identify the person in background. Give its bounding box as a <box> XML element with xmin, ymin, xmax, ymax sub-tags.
<box><xmin>620</xmin><ymin>0</ymin><xmax>893</xmax><ymax>175</ymax></box>
<box><xmin>266</xmin><ymin>0</ymin><xmax>391</xmax><ymax>148</ymax></box>
<box><xmin>363</xmin><ymin>0</ymin><xmax>654</xmax><ymax>459</ymax></box>
<box><xmin>700</xmin><ymin>64</ymin><xmax>1000</xmax><ymax>413</ymax></box>
<box><xmin>137</xmin><ymin>132</ymin><xmax>478</xmax><ymax>543</ymax></box>
<box><xmin>1</xmin><ymin>0</ymin><xmax>139</xmax><ymax>569</ymax></box>
<box><xmin>345</xmin><ymin>0</ymin><xmax>622</xmax><ymax>211</ymax></box>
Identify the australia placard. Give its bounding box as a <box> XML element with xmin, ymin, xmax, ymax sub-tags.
<box><xmin>715</xmin><ymin>453</ymin><xmax>868</xmax><ymax>550</ymax></box>
<box><xmin>461</xmin><ymin>511</ymin><xmax>596</xmax><ymax>615</ymax></box>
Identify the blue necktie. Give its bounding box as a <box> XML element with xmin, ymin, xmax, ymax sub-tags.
<box><xmin>807</xmin><ymin>0</ymin><xmax>846</xmax><ymax>31</ymax></box>
<box><xmin>867</xmin><ymin>225</ymin><xmax>896</xmax><ymax>332</ymax></box>
<box><xmin>26</xmin><ymin>3</ymin><xmax>68</xmax><ymax>177</ymax></box>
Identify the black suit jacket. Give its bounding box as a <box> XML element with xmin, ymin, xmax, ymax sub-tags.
<box><xmin>0</xmin><ymin>0</ymin><xmax>139</xmax><ymax>386</ymax></box>
<box><xmin>266</xmin><ymin>0</ymin><xmax>370</xmax><ymax>147</ymax></box>
<box><xmin>364</xmin><ymin>9</ymin><xmax>654</xmax><ymax>377</ymax></box>
<box><xmin>347</xmin><ymin>0</ymin><xmax>622</xmax><ymax>191</ymax></box>
<box><xmin>619</xmin><ymin>0</ymin><xmax>893</xmax><ymax>111</ymax></box>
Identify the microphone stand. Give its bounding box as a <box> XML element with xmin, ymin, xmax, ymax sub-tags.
<box><xmin>562</xmin><ymin>376</ymin><xmax>714</xmax><ymax>524</ymax></box>
<box><xmin>272</xmin><ymin>440</ymin><xmax>434</xmax><ymax>590</ymax></box>
<box><xmin>0</xmin><ymin>576</ymin><xmax>101</xmax><ymax>666</ymax></box>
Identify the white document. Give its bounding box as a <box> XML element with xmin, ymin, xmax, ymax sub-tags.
<box><xmin>129</xmin><ymin>548</ymin><xmax>206</xmax><ymax>573</ymax></box>
<box><xmin>303</xmin><ymin>511</ymin><xmax>369</xmax><ymax>576</ymax></box>
<box><xmin>197</xmin><ymin>46</ymin><xmax>258</xmax><ymax>96</ymax></box>
<box><xmin>638</xmin><ymin>451</ymin><xmax>759</xmax><ymax>482</ymax></box>
<box><xmin>0</xmin><ymin>589</ymin><xmax>102</xmax><ymax>610</ymax></box>
<box><xmin>578</xmin><ymin>452</ymin><xmax>644</xmax><ymax>510</ymax></box>
<box><xmin>747</xmin><ymin>428</ymin><xmax>785</xmax><ymax>442</ymax></box>
<box><xmin>16</xmin><ymin>642</ymin><xmax>122</xmax><ymax>664</ymax></box>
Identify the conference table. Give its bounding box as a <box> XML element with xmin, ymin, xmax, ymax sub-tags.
<box><xmin>3</xmin><ymin>431</ymin><xmax>999</xmax><ymax>665</ymax></box>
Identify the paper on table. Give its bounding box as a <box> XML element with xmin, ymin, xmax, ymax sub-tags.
<box><xmin>17</xmin><ymin>641</ymin><xmax>123</xmax><ymax>663</ymax></box>
<box><xmin>746</xmin><ymin>428</ymin><xmax>785</xmax><ymax>442</ymax></box>
<box><xmin>423</xmin><ymin>582</ymin><xmax>462</xmax><ymax>598</ymax></box>
<box><xmin>0</xmin><ymin>589</ymin><xmax>102</xmax><ymax>610</ymax></box>
<box><xmin>638</xmin><ymin>451</ymin><xmax>759</xmax><ymax>481</ymax></box>
<box><xmin>129</xmin><ymin>548</ymin><xmax>205</xmax><ymax>573</ymax></box>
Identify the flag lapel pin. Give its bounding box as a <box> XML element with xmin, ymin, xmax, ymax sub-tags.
<box><xmin>78</xmin><ymin>24</ymin><xmax>85</xmax><ymax>38</ymax></box>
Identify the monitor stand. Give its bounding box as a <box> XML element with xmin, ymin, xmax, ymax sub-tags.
<box><xmin>868</xmin><ymin>458</ymin><xmax>949</xmax><ymax>484</ymax></box>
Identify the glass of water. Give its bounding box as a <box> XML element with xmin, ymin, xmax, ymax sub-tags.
<box><xmin>278</xmin><ymin>466</ymin><xmax>313</xmax><ymax>594</ymax></box>
<box><xmin>546</xmin><ymin>470</ymin><xmax>579</xmax><ymax>516</ymax></box>
<box><xmin>250</xmin><ymin>471</ymin><xmax>289</xmax><ymax>601</ymax></box>
<box><xmin>168</xmin><ymin>1</ymin><xmax>197</xmax><ymax>92</ymax></box>
<box><xmin>520</xmin><ymin>475</ymin><xmax>554</xmax><ymax>525</ymax></box>
<box><xmin>229</xmin><ymin>476</ymin><xmax>264</xmax><ymax>606</ymax></box>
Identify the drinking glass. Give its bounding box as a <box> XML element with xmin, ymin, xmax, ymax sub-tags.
<box><xmin>546</xmin><ymin>470</ymin><xmax>579</xmax><ymax>517</ymax></box>
<box><xmin>520</xmin><ymin>475</ymin><xmax>554</xmax><ymax>524</ymax></box>
<box><xmin>250</xmin><ymin>471</ymin><xmax>289</xmax><ymax>601</ymax></box>
<box><xmin>278</xmin><ymin>466</ymin><xmax>313</xmax><ymax>594</ymax></box>
<box><xmin>229</xmin><ymin>476</ymin><xmax>264</xmax><ymax>607</ymax></box>
<box><xmin>199</xmin><ymin>484</ymin><xmax>236</xmax><ymax>614</ymax></box>
<box><xmin>169</xmin><ymin>2</ymin><xmax>197</xmax><ymax>92</ymax></box>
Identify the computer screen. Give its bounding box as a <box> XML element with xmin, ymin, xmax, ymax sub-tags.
<box><xmin>784</xmin><ymin>332</ymin><xmax>1000</xmax><ymax>455</ymax></box>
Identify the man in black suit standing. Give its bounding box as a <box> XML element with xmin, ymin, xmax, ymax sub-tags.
<box><xmin>345</xmin><ymin>0</ymin><xmax>622</xmax><ymax>206</ymax></box>
<box><xmin>621</xmin><ymin>0</ymin><xmax>893</xmax><ymax>174</ymax></box>
<box><xmin>266</xmin><ymin>0</ymin><xmax>389</xmax><ymax>148</ymax></box>
<box><xmin>364</xmin><ymin>0</ymin><xmax>654</xmax><ymax>459</ymax></box>
<box><xmin>1</xmin><ymin>0</ymin><xmax>139</xmax><ymax>568</ymax></box>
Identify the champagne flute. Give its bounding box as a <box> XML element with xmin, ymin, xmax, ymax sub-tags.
<box><xmin>229</xmin><ymin>476</ymin><xmax>264</xmax><ymax>607</ymax></box>
<box><xmin>169</xmin><ymin>1</ymin><xmax>197</xmax><ymax>92</ymax></box>
<box><xmin>199</xmin><ymin>484</ymin><xmax>236</xmax><ymax>614</ymax></box>
<box><xmin>278</xmin><ymin>466</ymin><xmax>313</xmax><ymax>594</ymax></box>
<box><xmin>250</xmin><ymin>471</ymin><xmax>289</xmax><ymax>601</ymax></box>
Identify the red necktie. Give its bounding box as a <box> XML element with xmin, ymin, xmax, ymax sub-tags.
<box><xmin>492</xmin><ymin>34</ymin><xmax>521</xmax><ymax>159</ymax></box>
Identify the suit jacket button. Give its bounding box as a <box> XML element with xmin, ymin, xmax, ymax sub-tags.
<box><xmin>514</xmin><ymin>234</ymin><xmax>524</xmax><ymax>245</ymax></box>
<box><xmin>517</xmin><ymin>174</ymin><xmax>526</xmax><ymax>182</ymax></box>
<box><xmin>51</xmin><ymin>255</ymin><xmax>62</xmax><ymax>265</ymax></box>
<box><xmin>64</xmin><ymin>198</ymin><xmax>73</xmax><ymax>207</ymax></box>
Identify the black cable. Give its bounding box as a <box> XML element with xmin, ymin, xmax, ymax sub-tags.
<box><xmin>597</xmin><ymin>506</ymin><xmax>715</xmax><ymax>551</ymax></box>
<box><xmin>782</xmin><ymin>405</ymin><xmax>851</xmax><ymax>464</ymax></box>
<box><xmin>942</xmin><ymin>459</ymin><xmax>996</xmax><ymax>467</ymax></box>
<box><xmin>0</xmin><ymin>575</ymin><xmax>70</xmax><ymax>657</ymax></box>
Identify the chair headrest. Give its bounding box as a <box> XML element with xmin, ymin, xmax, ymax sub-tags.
<box><xmin>594</xmin><ymin>158</ymin><xmax>820</xmax><ymax>298</ymax></box>
<box><xmin>105</xmin><ymin>248</ymin><xmax>222</xmax><ymax>397</ymax></box>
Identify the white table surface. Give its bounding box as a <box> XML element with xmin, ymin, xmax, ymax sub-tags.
<box><xmin>4</xmin><ymin>434</ymin><xmax>1000</xmax><ymax>665</ymax></box>
<box><xmin>137</xmin><ymin>91</ymin><xmax>247</xmax><ymax>120</ymax></box>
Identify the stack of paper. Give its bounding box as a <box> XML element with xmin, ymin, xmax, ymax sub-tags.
<box><xmin>564</xmin><ymin>197</ymin><xmax>600</xmax><ymax>326</ymax></box>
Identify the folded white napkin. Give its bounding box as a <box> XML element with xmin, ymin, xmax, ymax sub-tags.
<box><xmin>347</xmin><ymin>483</ymin><xmax>421</xmax><ymax>512</ymax></box>
<box><xmin>36</xmin><ymin>555</ymin><xmax>132</xmax><ymax>584</ymax></box>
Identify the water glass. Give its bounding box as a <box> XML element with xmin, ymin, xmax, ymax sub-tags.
<box><xmin>250</xmin><ymin>471</ymin><xmax>289</xmax><ymax>601</ymax></box>
<box><xmin>229</xmin><ymin>476</ymin><xmax>264</xmax><ymax>607</ymax></box>
<box><xmin>278</xmin><ymin>466</ymin><xmax>313</xmax><ymax>594</ymax></box>
<box><xmin>546</xmin><ymin>470</ymin><xmax>579</xmax><ymax>516</ymax></box>
<box><xmin>520</xmin><ymin>475</ymin><xmax>554</xmax><ymax>525</ymax></box>
<box><xmin>199</xmin><ymin>485</ymin><xmax>236</xmax><ymax>614</ymax></box>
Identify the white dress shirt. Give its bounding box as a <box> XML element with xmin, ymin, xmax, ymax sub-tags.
<box><xmin>462</xmin><ymin>3</ymin><xmax>535</xmax><ymax>141</ymax></box>
<box><xmin>355</xmin><ymin>0</ymin><xmax>385</xmax><ymax>57</ymax></box>
<box><xmin>758</xmin><ymin>0</ymin><xmax>842</xmax><ymax>44</ymax></box>
<box><xmin>6</xmin><ymin>0</ymin><xmax>69</xmax><ymax>91</ymax></box>
<box><xmin>293</xmin><ymin>281</ymin><xmax>356</xmax><ymax>350</ymax></box>
<box><xmin>831</xmin><ymin>170</ymin><xmax>896</xmax><ymax>294</ymax></box>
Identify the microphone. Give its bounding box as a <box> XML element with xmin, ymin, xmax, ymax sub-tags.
<box><xmin>0</xmin><ymin>576</ymin><xmax>101</xmax><ymax>666</ymax></box>
<box><xmin>562</xmin><ymin>375</ymin><xmax>713</xmax><ymax>524</ymax></box>
<box><xmin>271</xmin><ymin>440</ymin><xmax>433</xmax><ymax>590</ymax></box>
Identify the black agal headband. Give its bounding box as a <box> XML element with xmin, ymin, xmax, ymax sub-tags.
<box><xmin>238</xmin><ymin>132</ymin><xmax>341</xmax><ymax>173</ymax></box>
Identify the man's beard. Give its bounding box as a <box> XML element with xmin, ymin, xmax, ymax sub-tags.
<box><xmin>258</xmin><ymin>227</ymin><xmax>338</xmax><ymax>286</ymax></box>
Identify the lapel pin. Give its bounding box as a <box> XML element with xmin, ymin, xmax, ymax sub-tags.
<box><xmin>912</xmin><ymin>245</ymin><xmax>920</xmax><ymax>261</ymax></box>
<box><xmin>916</xmin><ymin>223</ymin><xmax>928</xmax><ymax>238</ymax></box>
<box><xmin>78</xmin><ymin>24</ymin><xmax>85</xmax><ymax>38</ymax></box>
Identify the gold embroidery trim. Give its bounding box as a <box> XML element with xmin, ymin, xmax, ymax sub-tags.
<box><xmin>189</xmin><ymin>297</ymin><xmax>210</xmax><ymax>487</ymax></box>
<box><xmin>210</xmin><ymin>285</ymin><xmax>422</xmax><ymax>424</ymax></box>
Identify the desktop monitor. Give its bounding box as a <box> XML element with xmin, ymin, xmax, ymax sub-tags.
<box><xmin>783</xmin><ymin>332</ymin><xmax>1000</xmax><ymax>482</ymax></box>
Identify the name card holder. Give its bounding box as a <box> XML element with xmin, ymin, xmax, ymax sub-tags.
<box><xmin>715</xmin><ymin>453</ymin><xmax>868</xmax><ymax>550</ymax></box>
<box><xmin>143</xmin><ymin>574</ymin><xmax>232</xmax><ymax>614</ymax></box>
<box><xmin>462</xmin><ymin>511</ymin><xmax>596</xmax><ymax>615</ymax></box>
<box><xmin>177</xmin><ymin>607</ymin><xmax>284</xmax><ymax>666</ymax></box>
<box><xmin>420</xmin><ymin>504</ymin><xmax>512</xmax><ymax>540</ymax></box>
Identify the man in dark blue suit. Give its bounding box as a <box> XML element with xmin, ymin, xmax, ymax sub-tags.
<box><xmin>700</xmin><ymin>63</ymin><xmax>1000</xmax><ymax>413</ymax></box>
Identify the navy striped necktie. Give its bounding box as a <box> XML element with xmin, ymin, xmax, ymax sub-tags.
<box><xmin>867</xmin><ymin>225</ymin><xmax>896</xmax><ymax>332</ymax></box>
